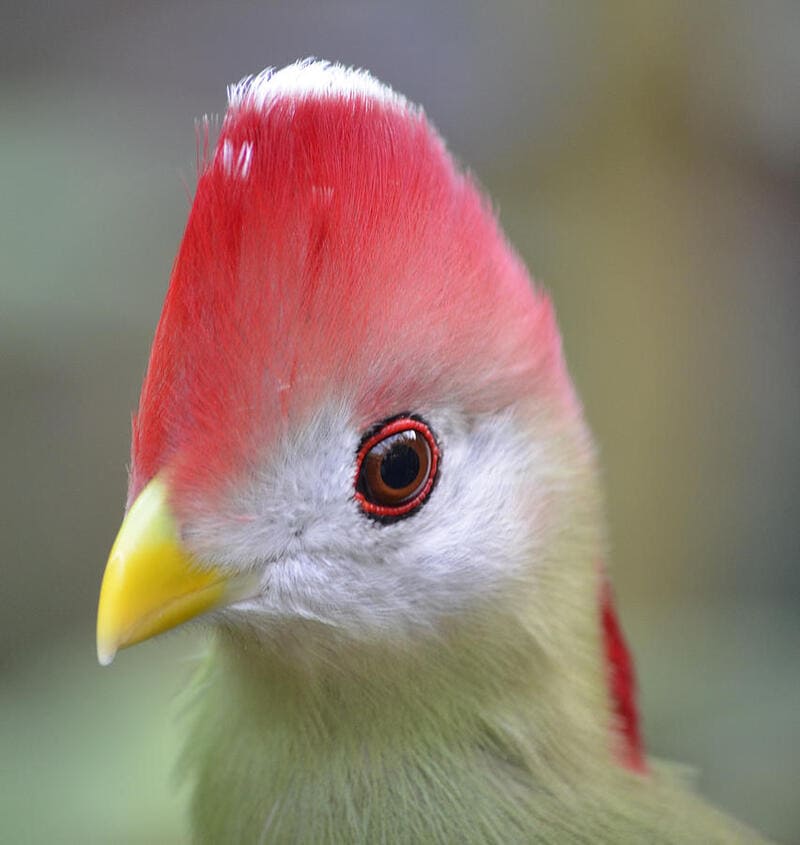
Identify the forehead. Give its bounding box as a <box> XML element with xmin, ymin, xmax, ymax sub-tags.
<box><xmin>130</xmin><ymin>65</ymin><xmax>567</xmax><ymax>500</ymax></box>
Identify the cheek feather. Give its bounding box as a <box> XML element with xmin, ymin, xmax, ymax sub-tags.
<box><xmin>180</xmin><ymin>404</ymin><xmax>565</xmax><ymax>647</ymax></box>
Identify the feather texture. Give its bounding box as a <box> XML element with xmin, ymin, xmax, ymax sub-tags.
<box><xmin>131</xmin><ymin>60</ymin><xmax>573</xmax><ymax>505</ymax></box>
<box><xmin>124</xmin><ymin>61</ymin><xmax>769</xmax><ymax>843</ymax></box>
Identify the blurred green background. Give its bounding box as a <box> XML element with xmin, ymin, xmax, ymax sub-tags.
<box><xmin>2</xmin><ymin>2</ymin><xmax>798</xmax><ymax>842</ymax></box>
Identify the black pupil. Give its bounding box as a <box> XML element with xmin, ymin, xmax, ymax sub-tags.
<box><xmin>380</xmin><ymin>442</ymin><xmax>420</xmax><ymax>490</ymax></box>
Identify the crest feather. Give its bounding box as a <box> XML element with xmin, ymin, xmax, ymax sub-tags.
<box><xmin>131</xmin><ymin>60</ymin><xmax>572</xmax><ymax>501</ymax></box>
<box><xmin>228</xmin><ymin>58</ymin><xmax>412</xmax><ymax>114</ymax></box>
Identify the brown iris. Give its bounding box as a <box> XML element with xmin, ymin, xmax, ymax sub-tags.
<box><xmin>355</xmin><ymin>417</ymin><xmax>439</xmax><ymax>519</ymax></box>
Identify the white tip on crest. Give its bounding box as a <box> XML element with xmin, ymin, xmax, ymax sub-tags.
<box><xmin>215</xmin><ymin>138</ymin><xmax>254</xmax><ymax>179</ymax></box>
<box><xmin>227</xmin><ymin>58</ymin><xmax>410</xmax><ymax>114</ymax></box>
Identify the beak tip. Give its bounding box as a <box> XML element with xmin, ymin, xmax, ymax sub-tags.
<box><xmin>97</xmin><ymin>639</ymin><xmax>118</xmax><ymax>667</ymax></box>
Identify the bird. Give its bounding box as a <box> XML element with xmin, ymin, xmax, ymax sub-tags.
<box><xmin>96</xmin><ymin>59</ymin><xmax>769</xmax><ymax>843</ymax></box>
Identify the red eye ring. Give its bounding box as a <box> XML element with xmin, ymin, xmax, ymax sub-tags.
<box><xmin>354</xmin><ymin>416</ymin><xmax>440</xmax><ymax>519</ymax></box>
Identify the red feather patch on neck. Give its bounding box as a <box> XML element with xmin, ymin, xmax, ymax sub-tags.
<box><xmin>600</xmin><ymin>578</ymin><xmax>647</xmax><ymax>773</ymax></box>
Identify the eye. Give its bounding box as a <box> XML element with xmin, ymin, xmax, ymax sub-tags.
<box><xmin>354</xmin><ymin>416</ymin><xmax>440</xmax><ymax>519</ymax></box>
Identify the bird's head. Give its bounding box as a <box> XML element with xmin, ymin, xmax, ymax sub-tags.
<box><xmin>97</xmin><ymin>61</ymin><xmax>601</xmax><ymax>691</ymax></box>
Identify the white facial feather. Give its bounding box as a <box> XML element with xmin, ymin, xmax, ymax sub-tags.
<box><xmin>181</xmin><ymin>401</ymin><xmax>570</xmax><ymax>651</ymax></box>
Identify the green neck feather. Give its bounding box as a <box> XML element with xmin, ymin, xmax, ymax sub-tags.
<box><xmin>179</xmin><ymin>608</ymin><xmax>762</xmax><ymax>844</ymax></box>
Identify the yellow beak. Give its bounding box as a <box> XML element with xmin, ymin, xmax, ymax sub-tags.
<box><xmin>96</xmin><ymin>476</ymin><xmax>257</xmax><ymax>666</ymax></box>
